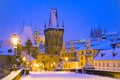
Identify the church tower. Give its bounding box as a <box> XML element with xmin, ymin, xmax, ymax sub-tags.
<box><xmin>44</xmin><ymin>8</ymin><xmax>64</xmax><ymax>55</ymax></box>
<box><xmin>34</xmin><ymin>28</ymin><xmax>39</xmax><ymax>45</ymax></box>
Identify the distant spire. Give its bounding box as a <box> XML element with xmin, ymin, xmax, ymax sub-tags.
<box><xmin>35</xmin><ymin>27</ymin><xmax>38</xmax><ymax>31</ymax></box>
<box><xmin>90</xmin><ymin>27</ymin><xmax>94</xmax><ymax>38</ymax></box>
<box><xmin>62</xmin><ymin>21</ymin><xmax>64</xmax><ymax>28</ymax></box>
<box><xmin>22</xmin><ymin>20</ymin><xmax>25</xmax><ymax>34</ymax></box>
<box><xmin>23</xmin><ymin>21</ymin><xmax>24</xmax><ymax>27</ymax></box>
<box><xmin>97</xmin><ymin>24</ymin><xmax>101</xmax><ymax>29</ymax></box>
<box><xmin>39</xmin><ymin>30</ymin><xmax>42</xmax><ymax>35</ymax></box>
<box><xmin>30</xmin><ymin>22</ymin><xmax>32</xmax><ymax>27</ymax></box>
<box><xmin>49</xmin><ymin>19</ymin><xmax>51</xmax><ymax>26</ymax></box>
<box><xmin>104</xmin><ymin>27</ymin><xmax>106</xmax><ymax>34</ymax></box>
<box><xmin>94</xmin><ymin>27</ymin><xmax>96</xmax><ymax>38</ymax></box>
<box><xmin>44</xmin><ymin>22</ymin><xmax>46</xmax><ymax>29</ymax></box>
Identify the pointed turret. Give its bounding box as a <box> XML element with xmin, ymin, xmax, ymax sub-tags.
<box><xmin>22</xmin><ymin>26</ymin><xmax>35</xmax><ymax>46</ymax></box>
<box><xmin>93</xmin><ymin>27</ymin><xmax>96</xmax><ymax>38</ymax></box>
<box><xmin>34</xmin><ymin>27</ymin><xmax>39</xmax><ymax>45</ymax></box>
<box><xmin>30</xmin><ymin>22</ymin><xmax>32</xmax><ymax>27</ymax></box>
<box><xmin>23</xmin><ymin>21</ymin><xmax>24</xmax><ymax>27</ymax></box>
<box><xmin>96</xmin><ymin>24</ymin><xmax>102</xmax><ymax>38</ymax></box>
<box><xmin>90</xmin><ymin>27</ymin><xmax>94</xmax><ymax>38</ymax></box>
<box><xmin>62</xmin><ymin>21</ymin><xmax>64</xmax><ymax>28</ymax></box>
<box><xmin>44</xmin><ymin>22</ymin><xmax>46</xmax><ymax>29</ymax></box>
<box><xmin>104</xmin><ymin>27</ymin><xmax>106</xmax><ymax>34</ymax></box>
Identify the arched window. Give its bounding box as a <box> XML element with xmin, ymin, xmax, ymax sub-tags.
<box><xmin>8</xmin><ymin>49</ymin><xmax>12</xmax><ymax>53</ymax></box>
<box><xmin>81</xmin><ymin>56</ymin><xmax>83</xmax><ymax>60</ymax></box>
<box><xmin>81</xmin><ymin>51</ymin><xmax>84</xmax><ymax>55</ymax></box>
<box><xmin>81</xmin><ymin>62</ymin><xmax>83</xmax><ymax>66</ymax></box>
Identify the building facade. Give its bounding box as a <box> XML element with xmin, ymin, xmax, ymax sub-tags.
<box><xmin>94</xmin><ymin>48</ymin><xmax>120</xmax><ymax>72</ymax></box>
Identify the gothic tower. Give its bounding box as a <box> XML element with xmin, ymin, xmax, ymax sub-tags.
<box><xmin>44</xmin><ymin>8</ymin><xmax>64</xmax><ymax>55</ymax></box>
<box><xmin>90</xmin><ymin>27</ymin><xmax>94</xmax><ymax>38</ymax></box>
<box><xmin>34</xmin><ymin>28</ymin><xmax>39</xmax><ymax>45</ymax></box>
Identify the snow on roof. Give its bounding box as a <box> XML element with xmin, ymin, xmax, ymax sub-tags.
<box><xmin>77</xmin><ymin>45</ymin><xmax>87</xmax><ymax>50</ymax></box>
<box><xmin>94</xmin><ymin>48</ymin><xmax>120</xmax><ymax>60</ymax></box>
<box><xmin>77</xmin><ymin>39</ymin><xmax>113</xmax><ymax>50</ymax></box>
<box><xmin>0</xmin><ymin>47</ymin><xmax>14</xmax><ymax>56</ymax></box>
<box><xmin>91</xmin><ymin>39</ymin><xmax>112</xmax><ymax>50</ymax></box>
<box><xmin>26</xmin><ymin>54</ymin><xmax>36</xmax><ymax>61</ymax></box>
<box><xmin>74</xmin><ymin>43</ymin><xmax>82</xmax><ymax>50</ymax></box>
<box><xmin>22</xmin><ymin>26</ymin><xmax>35</xmax><ymax>46</ymax></box>
<box><xmin>105</xmin><ymin>32</ymin><xmax>119</xmax><ymax>36</ymax></box>
<box><xmin>65</xmin><ymin>43</ymin><xmax>82</xmax><ymax>51</ymax></box>
<box><xmin>21</xmin><ymin>51</ymin><xmax>36</xmax><ymax>61</ymax></box>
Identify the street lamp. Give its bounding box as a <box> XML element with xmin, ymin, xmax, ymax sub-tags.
<box><xmin>65</xmin><ymin>57</ymin><xmax>68</xmax><ymax>69</ymax></box>
<box><xmin>22</xmin><ymin>57</ymin><xmax>26</xmax><ymax>62</ymax></box>
<box><xmin>11</xmin><ymin>33</ymin><xmax>19</xmax><ymax>71</ymax></box>
<box><xmin>22</xmin><ymin>56</ymin><xmax>26</xmax><ymax>69</ymax></box>
<box><xmin>53</xmin><ymin>62</ymin><xmax>56</xmax><ymax>71</ymax></box>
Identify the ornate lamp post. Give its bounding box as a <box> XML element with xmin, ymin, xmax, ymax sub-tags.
<box><xmin>11</xmin><ymin>33</ymin><xmax>19</xmax><ymax>71</ymax></box>
<box><xmin>53</xmin><ymin>62</ymin><xmax>56</xmax><ymax>71</ymax></box>
<box><xmin>65</xmin><ymin>57</ymin><xmax>68</xmax><ymax>69</ymax></box>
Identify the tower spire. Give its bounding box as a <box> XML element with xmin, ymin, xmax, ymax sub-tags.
<box><xmin>49</xmin><ymin>8</ymin><xmax>58</xmax><ymax>28</ymax></box>
<box><xmin>90</xmin><ymin>27</ymin><xmax>93</xmax><ymax>38</ymax></box>
<box><xmin>62</xmin><ymin>20</ymin><xmax>64</xmax><ymax>28</ymax></box>
<box><xmin>44</xmin><ymin>22</ymin><xmax>46</xmax><ymax>29</ymax></box>
<box><xmin>23</xmin><ymin>21</ymin><xmax>24</xmax><ymax>27</ymax></box>
<box><xmin>30</xmin><ymin>22</ymin><xmax>32</xmax><ymax>27</ymax></box>
<box><xmin>104</xmin><ymin>27</ymin><xmax>106</xmax><ymax>34</ymax></box>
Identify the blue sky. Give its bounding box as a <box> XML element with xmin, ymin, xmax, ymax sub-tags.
<box><xmin>0</xmin><ymin>0</ymin><xmax>120</xmax><ymax>41</ymax></box>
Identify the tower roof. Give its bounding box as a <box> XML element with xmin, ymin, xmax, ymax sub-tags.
<box><xmin>49</xmin><ymin>8</ymin><xmax>58</xmax><ymax>28</ymax></box>
<box><xmin>22</xmin><ymin>26</ymin><xmax>35</xmax><ymax>46</ymax></box>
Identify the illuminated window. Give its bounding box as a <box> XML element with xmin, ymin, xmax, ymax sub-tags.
<box><xmin>8</xmin><ymin>49</ymin><xmax>12</xmax><ymax>53</ymax></box>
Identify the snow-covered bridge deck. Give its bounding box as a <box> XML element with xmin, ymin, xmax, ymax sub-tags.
<box><xmin>20</xmin><ymin>71</ymin><xmax>119</xmax><ymax>80</ymax></box>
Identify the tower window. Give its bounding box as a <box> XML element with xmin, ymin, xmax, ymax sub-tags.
<box><xmin>81</xmin><ymin>56</ymin><xmax>83</xmax><ymax>60</ymax></box>
<box><xmin>81</xmin><ymin>62</ymin><xmax>83</xmax><ymax>66</ymax></box>
<box><xmin>8</xmin><ymin>49</ymin><xmax>12</xmax><ymax>53</ymax></box>
<box><xmin>81</xmin><ymin>51</ymin><xmax>84</xmax><ymax>55</ymax></box>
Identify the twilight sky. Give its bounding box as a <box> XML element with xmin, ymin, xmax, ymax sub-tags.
<box><xmin>0</xmin><ymin>0</ymin><xmax>120</xmax><ymax>41</ymax></box>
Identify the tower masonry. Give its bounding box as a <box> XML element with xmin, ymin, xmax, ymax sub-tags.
<box><xmin>44</xmin><ymin>8</ymin><xmax>64</xmax><ymax>55</ymax></box>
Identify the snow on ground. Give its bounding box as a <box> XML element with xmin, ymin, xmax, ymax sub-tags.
<box><xmin>20</xmin><ymin>71</ymin><xmax>119</xmax><ymax>80</ymax></box>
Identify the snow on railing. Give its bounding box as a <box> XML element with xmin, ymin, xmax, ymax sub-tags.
<box><xmin>1</xmin><ymin>69</ymin><xmax>23</xmax><ymax>80</ymax></box>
